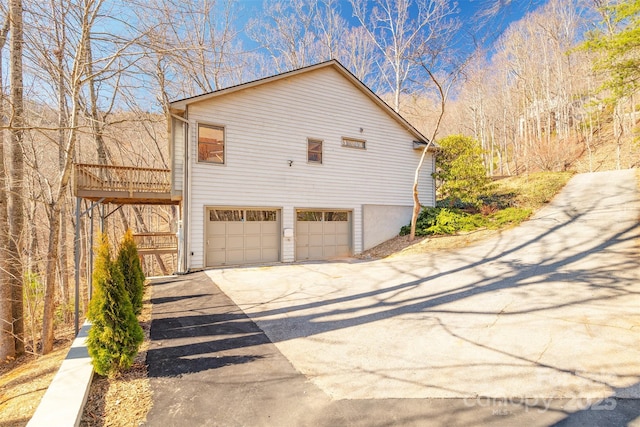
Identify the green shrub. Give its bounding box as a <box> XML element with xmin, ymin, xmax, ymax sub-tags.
<box><xmin>488</xmin><ymin>207</ymin><xmax>532</xmax><ymax>228</ymax></box>
<box><xmin>87</xmin><ymin>233</ymin><xmax>143</xmax><ymax>377</ymax></box>
<box><xmin>401</xmin><ymin>205</ymin><xmax>532</xmax><ymax>237</ymax></box>
<box><xmin>117</xmin><ymin>229</ymin><xmax>145</xmax><ymax>315</ymax></box>
<box><xmin>400</xmin><ymin>207</ymin><xmax>485</xmax><ymax>237</ymax></box>
<box><xmin>434</xmin><ymin>135</ymin><xmax>489</xmax><ymax>207</ymax></box>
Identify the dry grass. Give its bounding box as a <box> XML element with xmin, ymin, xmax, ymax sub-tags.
<box><xmin>359</xmin><ymin>228</ymin><xmax>507</xmax><ymax>260</ymax></box>
<box><xmin>0</xmin><ymin>329</ymin><xmax>75</xmax><ymax>427</ymax></box>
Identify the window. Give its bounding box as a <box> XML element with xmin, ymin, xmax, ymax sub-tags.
<box><xmin>297</xmin><ymin>211</ymin><xmax>323</xmax><ymax>221</ymax></box>
<box><xmin>210</xmin><ymin>209</ymin><xmax>277</xmax><ymax>222</ymax></box>
<box><xmin>246</xmin><ymin>210</ymin><xmax>277</xmax><ymax>221</ymax></box>
<box><xmin>325</xmin><ymin>211</ymin><xmax>348</xmax><ymax>221</ymax></box>
<box><xmin>297</xmin><ymin>211</ymin><xmax>348</xmax><ymax>221</ymax></box>
<box><xmin>198</xmin><ymin>124</ymin><xmax>225</xmax><ymax>164</ymax></box>
<box><xmin>308</xmin><ymin>138</ymin><xmax>322</xmax><ymax>163</ymax></box>
<box><xmin>210</xmin><ymin>209</ymin><xmax>242</xmax><ymax>221</ymax></box>
<box><xmin>342</xmin><ymin>137</ymin><xmax>366</xmax><ymax>149</ymax></box>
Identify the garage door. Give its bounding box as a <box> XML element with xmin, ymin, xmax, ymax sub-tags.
<box><xmin>206</xmin><ymin>208</ymin><xmax>280</xmax><ymax>266</ymax></box>
<box><xmin>296</xmin><ymin>210</ymin><xmax>351</xmax><ymax>261</ymax></box>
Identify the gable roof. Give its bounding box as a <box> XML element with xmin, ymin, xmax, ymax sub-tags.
<box><xmin>170</xmin><ymin>60</ymin><xmax>433</xmax><ymax>148</ymax></box>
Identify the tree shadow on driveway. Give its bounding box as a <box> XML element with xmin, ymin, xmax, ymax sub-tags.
<box><xmin>146</xmin><ymin>274</ymin><xmax>269</xmax><ymax>378</ymax></box>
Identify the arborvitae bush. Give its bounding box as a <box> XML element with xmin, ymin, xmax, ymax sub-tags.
<box><xmin>117</xmin><ymin>229</ymin><xmax>145</xmax><ymax>315</ymax></box>
<box><xmin>87</xmin><ymin>233</ymin><xmax>143</xmax><ymax>377</ymax></box>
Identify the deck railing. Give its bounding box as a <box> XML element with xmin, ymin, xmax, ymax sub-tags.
<box><xmin>133</xmin><ymin>232</ymin><xmax>178</xmax><ymax>254</ymax></box>
<box><xmin>74</xmin><ymin>163</ymin><xmax>171</xmax><ymax>195</ymax></box>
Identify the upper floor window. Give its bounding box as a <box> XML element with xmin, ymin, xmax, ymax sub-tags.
<box><xmin>198</xmin><ymin>124</ymin><xmax>225</xmax><ymax>164</ymax></box>
<box><xmin>308</xmin><ymin>138</ymin><xmax>323</xmax><ymax>163</ymax></box>
<box><xmin>342</xmin><ymin>137</ymin><xmax>366</xmax><ymax>150</ymax></box>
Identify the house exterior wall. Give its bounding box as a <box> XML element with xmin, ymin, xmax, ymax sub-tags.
<box><xmin>362</xmin><ymin>205</ymin><xmax>414</xmax><ymax>250</ymax></box>
<box><xmin>180</xmin><ymin>66</ymin><xmax>434</xmax><ymax>270</ymax></box>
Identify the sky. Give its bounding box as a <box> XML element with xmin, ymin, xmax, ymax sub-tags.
<box><xmin>234</xmin><ymin>0</ymin><xmax>549</xmax><ymax>51</ymax></box>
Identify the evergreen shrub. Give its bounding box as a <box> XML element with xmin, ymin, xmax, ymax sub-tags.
<box><xmin>87</xmin><ymin>233</ymin><xmax>143</xmax><ymax>377</ymax></box>
<box><xmin>117</xmin><ymin>229</ymin><xmax>145</xmax><ymax>315</ymax></box>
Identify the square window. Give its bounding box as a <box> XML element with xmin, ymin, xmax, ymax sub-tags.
<box><xmin>308</xmin><ymin>138</ymin><xmax>323</xmax><ymax>163</ymax></box>
<box><xmin>198</xmin><ymin>124</ymin><xmax>225</xmax><ymax>164</ymax></box>
<box><xmin>342</xmin><ymin>137</ymin><xmax>366</xmax><ymax>149</ymax></box>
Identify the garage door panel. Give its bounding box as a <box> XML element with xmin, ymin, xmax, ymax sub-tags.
<box><xmin>308</xmin><ymin>246</ymin><xmax>324</xmax><ymax>259</ymax></box>
<box><xmin>227</xmin><ymin>250</ymin><xmax>245</xmax><ymax>264</ymax></box>
<box><xmin>210</xmin><ymin>236</ymin><xmax>226</xmax><ymax>249</ymax></box>
<box><xmin>336</xmin><ymin>234</ymin><xmax>349</xmax><ymax>246</ymax></box>
<box><xmin>296</xmin><ymin>210</ymin><xmax>351</xmax><ymax>261</ymax></box>
<box><xmin>227</xmin><ymin>235</ymin><xmax>245</xmax><ymax>249</ymax></box>
<box><xmin>206</xmin><ymin>209</ymin><xmax>280</xmax><ymax>267</ymax></box>
<box><xmin>336</xmin><ymin>222</ymin><xmax>349</xmax><ymax>233</ymax></box>
<box><xmin>208</xmin><ymin>250</ymin><xmax>226</xmax><ymax>264</ymax></box>
<box><xmin>227</xmin><ymin>222</ymin><xmax>244</xmax><ymax>234</ymax></box>
<box><xmin>297</xmin><ymin>234</ymin><xmax>309</xmax><ymax>246</ymax></box>
<box><xmin>296</xmin><ymin>247</ymin><xmax>309</xmax><ymax>259</ymax></box>
<box><xmin>324</xmin><ymin>222</ymin><xmax>336</xmax><ymax>234</ymax></box>
<box><xmin>244</xmin><ymin>222</ymin><xmax>261</xmax><ymax>234</ymax></box>
<box><xmin>245</xmin><ymin>249</ymin><xmax>262</xmax><ymax>262</ymax></box>
<box><xmin>309</xmin><ymin>234</ymin><xmax>324</xmax><ymax>246</ymax></box>
<box><xmin>209</xmin><ymin>223</ymin><xmax>227</xmax><ymax>236</ymax></box>
<box><xmin>262</xmin><ymin>222</ymin><xmax>278</xmax><ymax>234</ymax></box>
<box><xmin>263</xmin><ymin>248</ymin><xmax>278</xmax><ymax>259</ymax></box>
<box><xmin>245</xmin><ymin>235</ymin><xmax>261</xmax><ymax>249</ymax></box>
<box><xmin>309</xmin><ymin>223</ymin><xmax>323</xmax><ymax>233</ymax></box>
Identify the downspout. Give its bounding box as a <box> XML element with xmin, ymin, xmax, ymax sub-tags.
<box><xmin>170</xmin><ymin>112</ymin><xmax>190</xmax><ymax>274</ymax></box>
<box><xmin>184</xmin><ymin>108</ymin><xmax>191</xmax><ymax>273</ymax></box>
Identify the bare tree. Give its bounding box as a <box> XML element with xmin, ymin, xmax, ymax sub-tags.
<box><xmin>247</xmin><ymin>0</ymin><xmax>318</xmax><ymax>73</ymax></box>
<box><xmin>350</xmin><ymin>0</ymin><xmax>457</xmax><ymax>112</ymax></box>
<box><xmin>7</xmin><ymin>0</ymin><xmax>25</xmax><ymax>356</ymax></box>
<box><xmin>0</xmin><ymin>10</ymin><xmax>14</xmax><ymax>361</ymax></box>
<box><xmin>38</xmin><ymin>0</ymin><xmax>142</xmax><ymax>353</ymax></box>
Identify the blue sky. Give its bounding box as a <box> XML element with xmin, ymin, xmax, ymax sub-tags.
<box><xmin>232</xmin><ymin>0</ymin><xmax>549</xmax><ymax>61</ymax></box>
<box><xmin>235</xmin><ymin>0</ymin><xmax>548</xmax><ymax>39</ymax></box>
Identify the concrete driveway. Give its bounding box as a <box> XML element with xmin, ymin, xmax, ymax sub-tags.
<box><xmin>205</xmin><ymin>170</ymin><xmax>640</xmax><ymax>404</ymax></box>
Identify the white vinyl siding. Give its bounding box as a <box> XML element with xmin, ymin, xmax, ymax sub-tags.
<box><xmin>171</xmin><ymin>118</ymin><xmax>184</xmax><ymax>196</ymax></box>
<box><xmin>185</xmin><ymin>67</ymin><xmax>433</xmax><ymax>269</ymax></box>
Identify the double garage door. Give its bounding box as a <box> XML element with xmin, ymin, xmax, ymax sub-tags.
<box><xmin>205</xmin><ymin>208</ymin><xmax>351</xmax><ymax>267</ymax></box>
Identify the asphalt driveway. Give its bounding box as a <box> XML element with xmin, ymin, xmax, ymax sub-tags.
<box><xmin>146</xmin><ymin>169</ymin><xmax>640</xmax><ymax>426</ymax></box>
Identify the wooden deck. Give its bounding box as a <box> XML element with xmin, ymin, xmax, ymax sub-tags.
<box><xmin>73</xmin><ymin>163</ymin><xmax>180</xmax><ymax>205</ymax></box>
<box><xmin>133</xmin><ymin>232</ymin><xmax>178</xmax><ymax>256</ymax></box>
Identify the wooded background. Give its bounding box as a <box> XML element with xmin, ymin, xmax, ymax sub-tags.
<box><xmin>0</xmin><ymin>0</ymin><xmax>638</xmax><ymax>359</ymax></box>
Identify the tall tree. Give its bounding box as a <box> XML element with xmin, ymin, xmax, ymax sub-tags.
<box><xmin>0</xmin><ymin>10</ymin><xmax>14</xmax><ymax>361</ymax></box>
<box><xmin>350</xmin><ymin>0</ymin><xmax>457</xmax><ymax>112</ymax></box>
<box><xmin>586</xmin><ymin>0</ymin><xmax>640</xmax><ymax>100</ymax></box>
<box><xmin>7</xmin><ymin>0</ymin><xmax>25</xmax><ymax>356</ymax></box>
<box><xmin>41</xmin><ymin>0</ymin><xmax>140</xmax><ymax>353</ymax></box>
<box><xmin>584</xmin><ymin>0</ymin><xmax>640</xmax><ymax>169</ymax></box>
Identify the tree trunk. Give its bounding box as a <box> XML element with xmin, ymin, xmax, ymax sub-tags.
<box><xmin>42</xmin><ymin>0</ymin><xmax>92</xmax><ymax>351</ymax></box>
<box><xmin>0</xmin><ymin>12</ymin><xmax>14</xmax><ymax>361</ymax></box>
<box><xmin>8</xmin><ymin>0</ymin><xmax>25</xmax><ymax>356</ymax></box>
<box><xmin>41</xmin><ymin>204</ymin><xmax>60</xmax><ymax>354</ymax></box>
